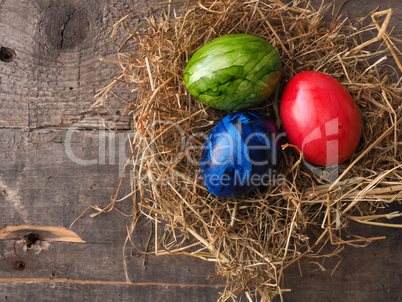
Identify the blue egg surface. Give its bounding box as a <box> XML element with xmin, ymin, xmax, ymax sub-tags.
<box><xmin>200</xmin><ymin>111</ymin><xmax>281</xmax><ymax>197</ymax></box>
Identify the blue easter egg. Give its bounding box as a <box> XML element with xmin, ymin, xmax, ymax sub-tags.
<box><xmin>200</xmin><ymin>111</ymin><xmax>281</xmax><ymax>197</ymax></box>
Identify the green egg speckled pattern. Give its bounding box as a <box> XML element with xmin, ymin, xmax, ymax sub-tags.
<box><xmin>184</xmin><ymin>34</ymin><xmax>282</xmax><ymax>110</ymax></box>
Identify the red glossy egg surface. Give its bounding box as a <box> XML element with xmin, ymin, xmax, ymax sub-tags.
<box><xmin>280</xmin><ymin>71</ymin><xmax>362</xmax><ymax>166</ymax></box>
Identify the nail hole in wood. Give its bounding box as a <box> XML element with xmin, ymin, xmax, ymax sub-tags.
<box><xmin>0</xmin><ymin>47</ymin><xmax>16</xmax><ymax>63</ymax></box>
<box><xmin>15</xmin><ymin>261</ymin><xmax>26</xmax><ymax>271</ymax></box>
<box><xmin>69</xmin><ymin>87</ymin><xmax>73</xmax><ymax>90</ymax></box>
<box><xmin>24</xmin><ymin>233</ymin><xmax>41</xmax><ymax>248</ymax></box>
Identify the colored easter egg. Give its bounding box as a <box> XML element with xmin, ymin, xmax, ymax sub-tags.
<box><xmin>184</xmin><ymin>34</ymin><xmax>282</xmax><ymax>110</ymax></box>
<box><xmin>280</xmin><ymin>71</ymin><xmax>362</xmax><ymax>166</ymax></box>
<box><xmin>200</xmin><ymin>111</ymin><xmax>281</xmax><ymax>197</ymax></box>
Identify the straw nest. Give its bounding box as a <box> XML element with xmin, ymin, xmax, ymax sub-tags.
<box><xmin>89</xmin><ymin>0</ymin><xmax>402</xmax><ymax>300</ymax></box>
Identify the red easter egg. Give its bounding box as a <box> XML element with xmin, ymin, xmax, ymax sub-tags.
<box><xmin>280</xmin><ymin>71</ymin><xmax>362</xmax><ymax>166</ymax></box>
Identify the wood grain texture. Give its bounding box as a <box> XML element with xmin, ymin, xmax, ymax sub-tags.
<box><xmin>280</xmin><ymin>216</ymin><xmax>402</xmax><ymax>302</ymax></box>
<box><xmin>0</xmin><ymin>0</ymin><xmax>401</xmax><ymax>301</ymax></box>
<box><xmin>0</xmin><ymin>0</ymin><xmax>140</xmax><ymax>130</ymax></box>
<box><xmin>0</xmin><ymin>128</ymin><xmax>222</xmax><ymax>301</ymax></box>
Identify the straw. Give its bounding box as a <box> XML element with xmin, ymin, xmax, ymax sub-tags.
<box><xmin>86</xmin><ymin>1</ymin><xmax>401</xmax><ymax>300</ymax></box>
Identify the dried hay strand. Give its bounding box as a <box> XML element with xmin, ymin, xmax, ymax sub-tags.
<box><xmin>89</xmin><ymin>0</ymin><xmax>402</xmax><ymax>300</ymax></box>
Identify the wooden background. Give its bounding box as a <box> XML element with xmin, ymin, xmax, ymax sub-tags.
<box><xmin>0</xmin><ymin>0</ymin><xmax>401</xmax><ymax>301</ymax></box>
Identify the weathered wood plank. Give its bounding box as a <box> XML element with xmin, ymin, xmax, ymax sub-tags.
<box><xmin>0</xmin><ymin>0</ymin><xmax>148</xmax><ymax>130</ymax></box>
<box><xmin>279</xmin><ymin>216</ymin><xmax>402</xmax><ymax>302</ymax></box>
<box><xmin>0</xmin><ymin>128</ymin><xmax>222</xmax><ymax>300</ymax></box>
<box><xmin>0</xmin><ymin>282</ymin><xmax>222</xmax><ymax>302</ymax></box>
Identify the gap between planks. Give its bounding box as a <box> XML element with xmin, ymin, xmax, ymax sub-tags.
<box><xmin>0</xmin><ymin>278</ymin><xmax>225</xmax><ymax>288</ymax></box>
